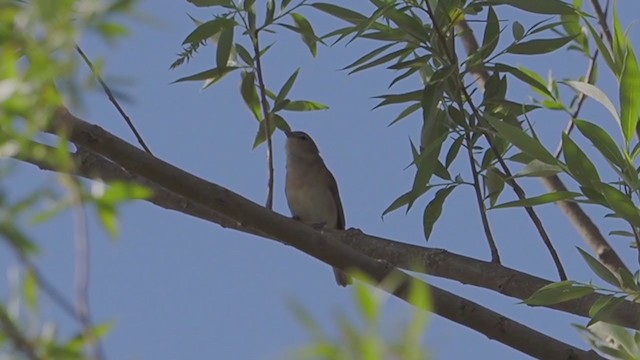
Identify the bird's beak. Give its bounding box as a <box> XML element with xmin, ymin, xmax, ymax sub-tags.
<box><xmin>284</xmin><ymin>129</ymin><xmax>293</xmax><ymax>137</ymax></box>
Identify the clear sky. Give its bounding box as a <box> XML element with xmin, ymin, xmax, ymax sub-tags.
<box><xmin>2</xmin><ymin>1</ymin><xmax>640</xmax><ymax>359</ymax></box>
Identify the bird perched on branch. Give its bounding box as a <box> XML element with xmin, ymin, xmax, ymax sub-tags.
<box><xmin>284</xmin><ymin>130</ymin><xmax>351</xmax><ymax>287</ymax></box>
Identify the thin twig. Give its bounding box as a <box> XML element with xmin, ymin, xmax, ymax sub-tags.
<box><xmin>590</xmin><ymin>0</ymin><xmax>613</xmax><ymax>49</ymax></box>
<box><xmin>250</xmin><ymin>31</ymin><xmax>276</xmax><ymax>209</ymax></box>
<box><xmin>75</xmin><ymin>45</ymin><xmax>153</xmax><ymax>155</ymax></box>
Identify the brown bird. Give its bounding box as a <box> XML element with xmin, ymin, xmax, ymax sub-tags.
<box><xmin>284</xmin><ymin>131</ymin><xmax>351</xmax><ymax>286</ymax></box>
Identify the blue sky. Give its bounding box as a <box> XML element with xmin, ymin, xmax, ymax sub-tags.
<box><xmin>2</xmin><ymin>1</ymin><xmax>640</xmax><ymax>359</ymax></box>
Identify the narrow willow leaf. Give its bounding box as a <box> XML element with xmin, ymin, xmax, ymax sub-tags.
<box><xmin>182</xmin><ymin>17</ymin><xmax>235</xmax><ymax>45</ymax></box>
<box><xmin>23</xmin><ymin>270</ymin><xmax>38</xmax><ymax>310</ymax></box>
<box><xmin>423</xmin><ymin>187</ymin><xmax>455</xmax><ymax>242</ymax></box>
<box><xmin>508</xmin><ymin>35</ymin><xmax>576</xmax><ymax>55</ymax></box>
<box><xmin>485</xmin><ymin>0</ymin><xmax>576</xmax><ymax>15</ymax></box>
<box><xmin>600</xmin><ymin>184</ymin><xmax>640</xmax><ymax>227</ymax></box>
<box><xmin>481</xmin><ymin>6</ymin><xmax>500</xmax><ymax>58</ymax></box>
<box><xmin>350</xmin><ymin>47</ymin><xmax>414</xmax><ymax>75</ymax></box>
<box><xmin>493</xmin><ymin>63</ymin><xmax>554</xmax><ymax>99</ymax></box>
<box><xmin>240</xmin><ymin>71</ymin><xmax>262</xmax><ymax>120</ymax></box>
<box><xmin>341</xmin><ymin>43</ymin><xmax>395</xmax><ymax>71</ymax></box>
<box><xmin>584</xmin><ymin>20</ymin><xmax>617</xmax><ymax>75</ymax></box>
<box><xmin>562</xmin><ymin>133</ymin><xmax>601</xmax><ymax>187</ymax></box>
<box><xmin>187</xmin><ymin>0</ymin><xmax>233</xmax><ymax>7</ymax></box>
<box><xmin>524</xmin><ymin>281</ymin><xmax>594</xmax><ymax>306</ymax></box>
<box><xmin>264</xmin><ymin>0</ymin><xmax>275</xmax><ymax>26</ymax></box>
<box><xmin>619</xmin><ymin>43</ymin><xmax>640</xmax><ymax>145</ymax></box>
<box><xmin>275</xmin><ymin>68</ymin><xmax>300</xmax><ymax>107</ymax></box>
<box><xmin>485</xmin><ymin>167</ymin><xmax>505</xmax><ymax>207</ymax></box>
<box><xmin>564</xmin><ymin>81</ymin><xmax>620</xmax><ymax>124</ymax></box>
<box><xmin>512</xmin><ymin>21</ymin><xmax>525</xmax><ymax>40</ymax></box>
<box><xmin>516</xmin><ymin>160</ymin><xmax>563</xmax><ymax>177</ymax></box>
<box><xmin>216</xmin><ymin>27</ymin><xmax>234</xmax><ymax>68</ymax></box>
<box><xmin>172</xmin><ymin>66</ymin><xmax>239</xmax><ymax>83</ymax></box>
<box><xmin>389</xmin><ymin>102</ymin><xmax>421</xmax><ymax>126</ymax></box>
<box><xmin>445</xmin><ymin>135</ymin><xmax>464</xmax><ymax>167</ymax></box>
<box><xmin>485</xmin><ymin>116</ymin><xmax>558</xmax><ymax>165</ymax></box>
<box><xmin>291</xmin><ymin>13</ymin><xmax>319</xmax><ymax>56</ymax></box>
<box><xmin>284</xmin><ymin>100</ymin><xmax>329</xmax><ymax>111</ymax></box>
<box><xmin>493</xmin><ymin>191</ymin><xmax>581</xmax><ymax>209</ymax></box>
<box><xmin>373</xmin><ymin>89</ymin><xmax>423</xmax><ymax>109</ymax></box>
<box><xmin>574</xmin><ymin>120</ymin><xmax>625</xmax><ymax>168</ymax></box>
<box><xmin>311</xmin><ymin>3</ymin><xmax>368</xmax><ymax>26</ymax></box>
<box><xmin>576</xmin><ymin>247</ymin><xmax>621</xmax><ymax>288</ymax></box>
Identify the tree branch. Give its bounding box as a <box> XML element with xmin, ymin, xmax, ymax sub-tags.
<box><xmin>16</xmin><ymin>138</ymin><xmax>640</xmax><ymax>331</ymax></box>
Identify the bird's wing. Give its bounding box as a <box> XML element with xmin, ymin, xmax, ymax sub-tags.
<box><xmin>325</xmin><ymin>167</ymin><xmax>345</xmax><ymax>230</ymax></box>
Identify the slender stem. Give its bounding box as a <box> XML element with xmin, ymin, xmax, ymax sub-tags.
<box><xmin>590</xmin><ymin>0</ymin><xmax>613</xmax><ymax>49</ymax></box>
<box><xmin>75</xmin><ymin>45</ymin><xmax>153</xmax><ymax>155</ymax></box>
<box><xmin>465</xmin><ymin>132</ymin><xmax>501</xmax><ymax>262</ymax></box>
<box><xmin>251</xmin><ymin>30</ymin><xmax>275</xmax><ymax>209</ymax></box>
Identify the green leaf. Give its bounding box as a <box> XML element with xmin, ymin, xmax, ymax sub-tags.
<box><xmin>382</xmin><ymin>188</ymin><xmax>429</xmax><ymax>217</ymax></box>
<box><xmin>187</xmin><ymin>0</ymin><xmax>233</xmax><ymax>6</ymax></box>
<box><xmin>291</xmin><ymin>13</ymin><xmax>319</xmax><ymax>57</ymax></box>
<box><xmin>216</xmin><ymin>27</ymin><xmax>234</xmax><ymax>68</ymax></box>
<box><xmin>341</xmin><ymin>43</ymin><xmax>395</xmax><ymax>71</ymax></box>
<box><xmin>284</xmin><ymin>100</ymin><xmax>329</xmax><ymax>111</ymax></box>
<box><xmin>423</xmin><ymin>187</ymin><xmax>455</xmax><ymax>242</ymax></box>
<box><xmin>445</xmin><ymin>135</ymin><xmax>464</xmax><ymax>167</ymax></box>
<box><xmin>354</xmin><ymin>281</ymin><xmax>379</xmax><ymax>324</ymax></box>
<box><xmin>241</xmin><ymin>71</ymin><xmax>262</xmax><ymax>120</ymax></box>
<box><xmin>311</xmin><ymin>3</ymin><xmax>368</xmax><ymax>26</ymax></box>
<box><xmin>600</xmin><ymin>184</ymin><xmax>640</xmax><ymax>227</ymax></box>
<box><xmin>508</xmin><ymin>35</ymin><xmax>576</xmax><ymax>55</ymax></box>
<box><xmin>512</xmin><ymin>21</ymin><xmax>525</xmax><ymax>41</ymax></box>
<box><xmin>493</xmin><ymin>64</ymin><xmax>554</xmax><ymax>99</ymax></box>
<box><xmin>619</xmin><ymin>43</ymin><xmax>640</xmax><ymax>145</ymax></box>
<box><xmin>588</xmin><ymin>296</ymin><xmax>626</xmax><ymax>326</ymax></box>
<box><xmin>182</xmin><ymin>17</ymin><xmax>236</xmax><ymax>45</ymax></box>
<box><xmin>516</xmin><ymin>160</ymin><xmax>563</xmax><ymax>177</ymax></box>
<box><xmin>562</xmin><ymin>133</ymin><xmax>601</xmax><ymax>187</ymax></box>
<box><xmin>275</xmin><ymin>68</ymin><xmax>300</xmax><ymax>107</ymax></box>
<box><xmin>485</xmin><ymin>116</ymin><xmax>558</xmax><ymax>165</ymax></box>
<box><xmin>493</xmin><ymin>191</ymin><xmax>581</xmax><ymax>209</ymax></box>
<box><xmin>584</xmin><ymin>20</ymin><xmax>617</xmax><ymax>75</ymax></box>
<box><xmin>485</xmin><ymin>0</ymin><xmax>576</xmax><ymax>15</ymax></box>
<box><xmin>574</xmin><ymin>120</ymin><xmax>625</xmax><ymax>168</ymax></box>
<box><xmin>485</xmin><ymin>167</ymin><xmax>505</xmax><ymax>207</ymax></box>
<box><xmin>564</xmin><ymin>81</ymin><xmax>620</xmax><ymax>124</ymax></box>
<box><xmin>172</xmin><ymin>66</ymin><xmax>239</xmax><ymax>83</ymax></box>
<box><xmin>253</xmin><ymin>114</ymin><xmax>290</xmax><ymax>148</ymax></box>
<box><xmin>23</xmin><ymin>270</ymin><xmax>38</xmax><ymax>311</ymax></box>
<box><xmin>524</xmin><ymin>281</ymin><xmax>594</xmax><ymax>306</ymax></box>
<box><xmin>373</xmin><ymin>89</ymin><xmax>423</xmax><ymax>109</ymax></box>
<box><xmin>576</xmin><ymin>247</ymin><xmax>621</xmax><ymax>288</ymax></box>
<box><xmin>97</xmin><ymin>203</ymin><xmax>118</xmax><ymax>238</ymax></box>
<box><xmin>264</xmin><ymin>0</ymin><xmax>276</xmax><ymax>27</ymax></box>
<box><xmin>389</xmin><ymin>102</ymin><xmax>421</xmax><ymax>126</ymax></box>
<box><xmin>349</xmin><ymin>47</ymin><xmax>413</xmax><ymax>75</ymax></box>
<box><xmin>481</xmin><ymin>7</ymin><xmax>500</xmax><ymax>58</ymax></box>
<box><xmin>280</xmin><ymin>0</ymin><xmax>293</xmax><ymax>10</ymax></box>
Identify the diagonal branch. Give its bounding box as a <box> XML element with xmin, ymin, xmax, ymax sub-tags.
<box><xmin>40</xmin><ymin>108</ymin><xmax>603</xmax><ymax>359</ymax></box>
<box><xmin>16</xmin><ymin>138</ymin><xmax>640</xmax><ymax>331</ymax></box>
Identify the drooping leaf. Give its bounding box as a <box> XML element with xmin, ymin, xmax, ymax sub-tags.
<box><xmin>493</xmin><ymin>191</ymin><xmax>581</xmax><ymax>209</ymax></box>
<box><xmin>524</xmin><ymin>281</ymin><xmax>594</xmax><ymax>306</ymax></box>
<box><xmin>240</xmin><ymin>71</ymin><xmax>262</xmax><ymax>120</ymax></box>
<box><xmin>485</xmin><ymin>116</ymin><xmax>558</xmax><ymax>165</ymax></box>
<box><xmin>216</xmin><ymin>27</ymin><xmax>235</xmax><ymax>68</ymax></box>
<box><xmin>564</xmin><ymin>81</ymin><xmax>620</xmax><ymax>125</ymax></box>
<box><xmin>182</xmin><ymin>17</ymin><xmax>236</xmax><ymax>45</ymax></box>
<box><xmin>574</xmin><ymin>120</ymin><xmax>625</xmax><ymax>168</ymax></box>
<box><xmin>619</xmin><ymin>43</ymin><xmax>640</xmax><ymax>145</ymax></box>
<box><xmin>423</xmin><ymin>186</ymin><xmax>456</xmax><ymax>242</ymax></box>
<box><xmin>508</xmin><ymin>35</ymin><xmax>576</xmax><ymax>55</ymax></box>
<box><xmin>291</xmin><ymin>13</ymin><xmax>319</xmax><ymax>57</ymax></box>
<box><xmin>562</xmin><ymin>133</ymin><xmax>601</xmax><ymax>187</ymax></box>
<box><xmin>576</xmin><ymin>247</ymin><xmax>621</xmax><ymax>288</ymax></box>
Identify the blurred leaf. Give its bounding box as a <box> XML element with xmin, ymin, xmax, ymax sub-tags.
<box><xmin>23</xmin><ymin>269</ymin><xmax>38</xmax><ymax>311</ymax></box>
<box><xmin>182</xmin><ymin>17</ymin><xmax>236</xmax><ymax>45</ymax></box>
<box><xmin>97</xmin><ymin>203</ymin><xmax>118</xmax><ymax>238</ymax></box>
<box><xmin>264</xmin><ymin>0</ymin><xmax>276</xmax><ymax>26</ymax></box>
<box><xmin>354</xmin><ymin>281</ymin><xmax>379</xmax><ymax>324</ymax></box>
<box><xmin>485</xmin><ymin>116</ymin><xmax>557</xmax><ymax>165</ymax></box>
<box><xmin>524</xmin><ymin>281</ymin><xmax>594</xmax><ymax>306</ymax></box>
<box><xmin>564</xmin><ymin>81</ymin><xmax>620</xmax><ymax>124</ymax></box>
<box><xmin>619</xmin><ymin>43</ymin><xmax>640</xmax><ymax>145</ymax></box>
<box><xmin>493</xmin><ymin>191</ymin><xmax>581</xmax><ymax>209</ymax></box>
<box><xmin>241</xmin><ymin>71</ymin><xmax>262</xmax><ymax>120</ymax></box>
<box><xmin>423</xmin><ymin>186</ymin><xmax>455</xmax><ymax>242</ymax></box>
<box><xmin>577</xmin><ymin>247</ymin><xmax>621</xmax><ymax>288</ymax></box>
<box><xmin>588</xmin><ymin>296</ymin><xmax>626</xmax><ymax>327</ymax></box>
<box><xmin>508</xmin><ymin>35</ymin><xmax>576</xmax><ymax>55</ymax></box>
<box><xmin>311</xmin><ymin>3</ymin><xmax>368</xmax><ymax>26</ymax></box>
<box><xmin>187</xmin><ymin>0</ymin><xmax>233</xmax><ymax>6</ymax></box>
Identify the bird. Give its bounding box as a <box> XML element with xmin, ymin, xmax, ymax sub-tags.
<box><xmin>284</xmin><ymin>130</ymin><xmax>351</xmax><ymax>287</ymax></box>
